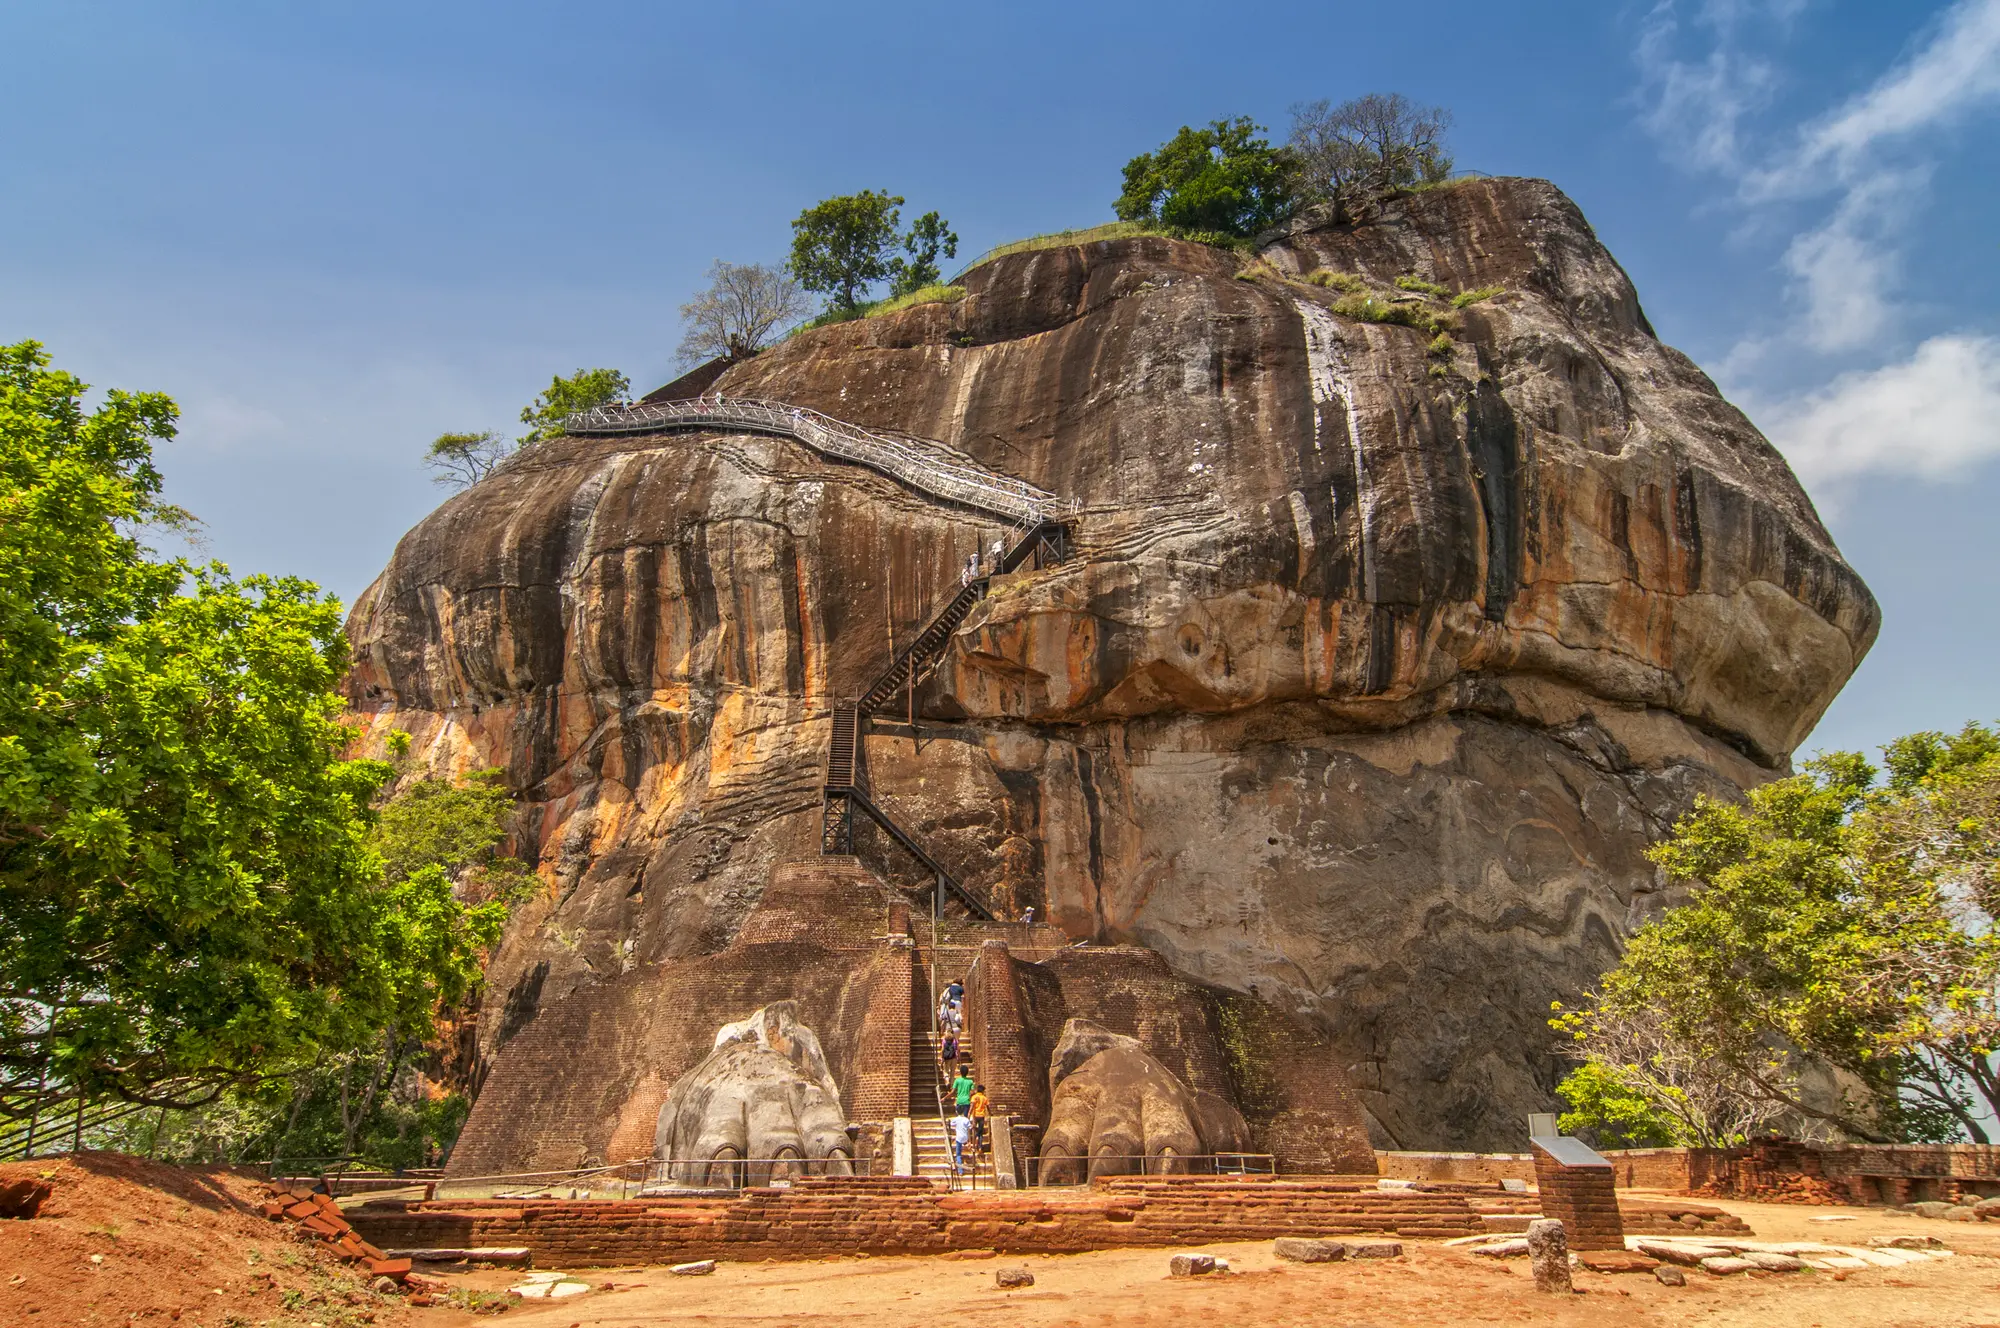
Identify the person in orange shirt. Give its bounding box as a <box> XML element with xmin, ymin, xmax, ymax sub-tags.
<box><xmin>970</xmin><ymin>1083</ymin><xmax>991</xmax><ymax>1152</ymax></box>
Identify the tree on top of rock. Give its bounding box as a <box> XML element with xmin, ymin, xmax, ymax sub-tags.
<box><xmin>1114</xmin><ymin>118</ymin><xmax>1298</xmax><ymax>239</ymax></box>
<box><xmin>790</xmin><ymin>190</ymin><xmax>906</xmax><ymax>316</ymax></box>
<box><xmin>892</xmin><ymin>211</ymin><xmax>958</xmax><ymax>297</ymax></box>
<box><xmin>788</xmin><ymin>193</ymin><xmax>960</xmax><ymax>316</ymax></box>
<box><xmin>676</xmin><ymin>260</ymin><xmax>812</xmax><ymax>368</ymax></box>
<box><xmin>1288</xmin><ymin>94</ymin><xmax>1454</xmax><ymax>217</ymax></box>
<box><xmin>518</xmin><ymin>366</ymin><xmax>631</xmax><ymax>446</ymax></box>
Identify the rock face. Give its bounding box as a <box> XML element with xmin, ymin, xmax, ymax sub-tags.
<box><xmin>345</xmin><ymin>177</ymin><xmax>1875</xmax><ymax>1149</ymax></box>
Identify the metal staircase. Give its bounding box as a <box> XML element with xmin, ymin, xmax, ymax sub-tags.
<box><xmin>564</xmin><ymin>394</ymin><xmax>1076</xmax><ymax>923</ymax></box>
<box><xmin>822</xmin><ymin>516</ymin><xmax>1073</xmax><ymax>922</ymax></box>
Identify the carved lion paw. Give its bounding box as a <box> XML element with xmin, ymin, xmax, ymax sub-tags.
<box><xmin>654</xmin><ymin>1002</ymin><xmax>854</xmax><ymax>1186</ymax></box>
<box><xmin>1037</xmin><ymin>1019</ymin><xmax>1244</xmax><ymax>1185</ymax></box>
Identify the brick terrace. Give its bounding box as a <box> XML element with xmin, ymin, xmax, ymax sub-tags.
<box><xmin>349</xmin><ymin>1175</ymin><xmax>1485</xmax><ymax>1267</ymax></box>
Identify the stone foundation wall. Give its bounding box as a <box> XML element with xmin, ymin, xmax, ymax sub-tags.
<box><xmin>349</xmin><ymin>1175</ymin><xmax>1480</xmax><ymax>1267</ymax></box>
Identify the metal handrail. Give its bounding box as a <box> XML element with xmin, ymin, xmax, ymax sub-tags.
<box><xmin>562</xmin><ymin>398</ymin><xmax>1078</xmax><ymax>526</ymax></box>
<box><xmin>1025</xmin><ymin>1152</ymin><xmax>1279</xmax><ymax>1186</ymax></box>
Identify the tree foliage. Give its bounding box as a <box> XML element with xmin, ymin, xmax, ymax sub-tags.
<box><xmin>0</xmin><ymin>340</ymin><xmax>506</xmax><ymax>1142</ymax></box>
<box><xmin>892</xmin><ymin>211</ymin><xmax>959</xmax><ymax>297</ymax></box>
<box><xmin>790</xmin><ymin>190</ymin><xmax>906</xmax><ymax>315</ymax></box>
<box><xmin>423</xmin><ymin>430</ymin><xmax>512</xmax><ymax>489</ymax></box>
<box><xmin>518</xmin><ymin>367</ymin><xmax>631</xmax><ymax>446</ymax></box>
<box><xmin>1554</xmin><ymin>727</ymin><xmax>2000</xmax><ymax>1145</ymax></box>
<box><xmin>788</xmin><ymin>192</ymin><xmax>961</xmax><ymax>316</ymax></box>
<box><xmin>1114</xmin><ymin>118</ymin><xmax>1298</xmax><ymax>239</ymax></box>
<box><xmin>675</xmin><ymin>260</ymin><xmax>811</xmax><ymax>367</ymax></box>
<box><xmin>1287</xmin><ymin>94</ymin><xmax>1454</xmax><ymax>217</ymax></box>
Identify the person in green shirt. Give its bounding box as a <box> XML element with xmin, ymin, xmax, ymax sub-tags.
<box><xmin>952</xmin><ymin>1066</ymin><xmax>976</xmax><ymax>1116</ymax></box>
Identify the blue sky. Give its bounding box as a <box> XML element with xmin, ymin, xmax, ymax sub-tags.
<box><xmin>4</xmin><ymin>0</ymin><xmax>1996</xmax><ymax>764</ymax></box>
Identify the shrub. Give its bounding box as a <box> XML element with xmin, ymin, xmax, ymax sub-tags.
<box><xmin>1234</xmin><ymin>258</ymin><xmax>1282</xmax><ymax>282</ymax></box>
<box><xmin>1451</xmin><ymin>285</ymin><xmax>1505</xmax><ymax>308</ymax></box>
<box><xmin>871</xmin><ymin>283</ymin><xmax>966</xmax><ymax>316</ymax></box>
<box><xmin>1394</xmin><ymin>275</ymin><xmax>1450</xmax><ymax>299</ymax></box>
<box><xmin>1331</xmin><ymin>293</ymin><xmax>1454</xmax><ymax>336</ymax></box>
<box><xmin>1426</xmin><ymin>333</ymin><xmax>1454</xmax><ymax>357</ymax></box>
<box><xmin>1305</xmin><ymin>268</ymin><xmax>1365</xmax><ymax>292</ymax></box>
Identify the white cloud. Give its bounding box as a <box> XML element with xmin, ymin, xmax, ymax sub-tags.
<box><xmin>1639</xmin><ymin>0</ymin><xmax>2000</xmax><ymax>362</ymax></box>
<box><xmin>1779</xmin><ymin>168</ymin><xmax>1921</xmax><ymax>352</ymax></box>
<box><xmin>1781</xmin><ymin>0</ymin><xmax>2000</xmax><ymax>184</ymax></box>
<box><xmin>1748</xmin><ymin>335</ymin><xmax>2000</xmax><ymax>485</ymax></box>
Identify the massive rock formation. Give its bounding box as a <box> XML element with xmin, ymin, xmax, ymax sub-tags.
<box><xmin>345</xmin><ymin>177</ymin><xmax>1875</xmax><ymax>1150</ymax></box>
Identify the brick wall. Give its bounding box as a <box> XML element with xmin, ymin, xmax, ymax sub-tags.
<box><xmin>349</xmin><ymin>1175</ymin><xmax>1484</xmax><ymax>1268</ymax></box>
<box><xmin>1532</xmin><ymin>1143</ymin><xmax>1624</xmax><ymax>1251</ymax></box>
<box><xmin>963</xmin><ymin>941</ymin><xmax>1035</xmax><ymax>1121</ymax></box>
<box><xmin>849</xmin><ymin>933</ymin><xmax>914</xmax><ymax>1121</ymax></box>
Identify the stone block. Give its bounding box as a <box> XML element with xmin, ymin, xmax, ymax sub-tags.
<box><xmin>1698</xmin><ymin>1256</ymin><xmax>1754</xmax><ymax>1275</ymax></box>
<box><xmin>670</xmin><ymin>1260</ymin><xmax>716</xmax><ymax>1275</ymax></box>
<box><xmin>1343</xmin><ymin>1241</ymin><xmax>1403</xmax><ymax>1259</ymax></box>
<box><xmin>1654</xmin><ymin>1265</ymin><xmax>1686</xmax><ymax>1286</ymax></box>
<box><xmin>1273</xmin><ymin>1238</ymin><xmax>1346</xmax><ymax>1263</ymax></box>
<box><xmin>995</xmin><ymin>1267</ymin><xmax>1035</xmax><ymax>1288</ymax></box>
<box><xmin>1169</xmin><ymin>1254</ymin><xmax>1217</xmax><ymax>1277</ymax></box>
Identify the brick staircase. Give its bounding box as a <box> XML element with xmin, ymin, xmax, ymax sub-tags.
<box><xmin>820</xmin><ymin>515</ymin><xmax>1073</xmax><ymax>923</ymax></box>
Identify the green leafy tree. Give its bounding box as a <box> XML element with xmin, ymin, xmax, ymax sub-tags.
<box><xmin>789</xmin><ymin>190</ymin><xmax>906</xmax><ymax>315</ymax></box>
<box><xmin>0</xmin><ymin>340</ymin><xmax>506</xmax><ymax>1150</ymax></box>
<box><xmin>891</xmin><ymin>211</ymin><xmax>959</xmax><ymax>296</ymax></box>
<box><xmin>1114</xmin><ymin>118</ymin><xmax>1298</xmax><ymax>238</ymax></box>
<box><xmin>518</xmin><ymin>367</ymin><xmax>631</xmax><ymax>446</ymax></box>
<box><xmin>424</xmin><ymin>430</ymin><xmax>512</xmax><ymax>489</ymax></box>
<box><xmin>1553</xmin><ymin>727</ymin><xmax>2000</xmax><ymax>1145</ymax></box>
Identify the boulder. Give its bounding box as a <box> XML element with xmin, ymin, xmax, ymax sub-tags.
<box><xmin>1907</xmin><ymin>1201</ymin><xmax>1956</xmax><ymax>1219</ymax></box>
<box><xmin>350</xmin><ymin>177</ymin><xmax>1877</xmax><ymax>1152</ymax></box>
<box><xmin>1273</xmin><ymin>1237</ymin><xmax>1347</xmax><ymax>1263</ymax></box>
<box><xmin>1653</xmin><ymin>1265</ymin><xmax>1686</xmax><ymax>1286</ymax></box>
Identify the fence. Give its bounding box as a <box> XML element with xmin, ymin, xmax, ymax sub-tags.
<box><xmin>1023</xmin><ymin>1152</ymin><xmax>1277</xmax><ymax>1187</ymax></box>
<box><xmin>560</xmin><ymin>398</ymin><xmax>1077</xmax><ymax>526</ymax></box>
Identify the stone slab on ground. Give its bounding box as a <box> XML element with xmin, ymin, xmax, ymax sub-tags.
<box><xmin>1273</xmin><ymin>1238</ymin><xmax>1346</xmax><ymax>1263</ymax></box>
<box><xmin>1344</xmin><ymin>1241</ymin><xmax>1403</xmax><ymax>1259</ymax></box>
<box><xmin>1577</xmin><ymin>1250</ymin><xmax>1658</xmax><ymax>1274</ymax></box>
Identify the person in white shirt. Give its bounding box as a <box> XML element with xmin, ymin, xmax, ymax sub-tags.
<box><xmin>950</xmin><ymin>1112</ymin><xmax>973</xmax><ymax>1174</ymax></box>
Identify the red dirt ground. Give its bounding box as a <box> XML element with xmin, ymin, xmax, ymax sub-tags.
<box><xmin>0</xmin><ymin>1151</ymin><xmax>412</xmax><ymax>1328</ymax></box>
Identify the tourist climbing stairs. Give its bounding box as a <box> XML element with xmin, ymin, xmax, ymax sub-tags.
<box><xmin>906</xmin><ymin>1030</ymin><xmax>996</xmax><ymax>1189</ymax></box>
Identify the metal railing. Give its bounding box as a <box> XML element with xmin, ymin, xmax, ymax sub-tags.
<box><xmin>1024</xmin><ymin>1152</ymin><xmax>1278</xmax><ymax>1187</ymax></box>
<box><xmin>563</xmin><ymin>398</ymin><xmax>1077</xmax><ymax>526</ymax></box>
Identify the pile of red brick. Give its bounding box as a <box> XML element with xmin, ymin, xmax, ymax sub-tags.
<box><xmin>258</xmin><ymin>1186</ymin><xmax>413</xmax><ymax>1284</ymax></box>
<box><xmin>1692</xmin><ymin>1172</ymin><xmax>1844</xmax><ymax>1205</ymax></box>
